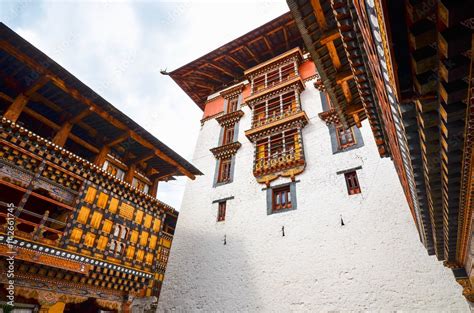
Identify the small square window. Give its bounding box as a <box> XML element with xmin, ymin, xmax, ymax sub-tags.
<box><xmin>336</xmin><ymin>126</ymin><xmax>355</xmax><ymax>149</ymax></box>
<box><xmin>344</xmin><ymin>171</ymin><xmax>361</xmax><ymax>195</ymax></box>
<box><xmin>266</xmin><ymin>183</ymin><xmax>297</xmax><ymax>215</ymax></box>
<box><xmin>272</xmin><ymin>185</ymin><xmax>292</xmax><ymax>212</ymax></box>
<box><xmin>217</xmin><ymin>201</ymin><xmax>226</xmax><ymax>222</ymax></box>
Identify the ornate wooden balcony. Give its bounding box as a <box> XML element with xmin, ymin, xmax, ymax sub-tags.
<box><xmin>253</xmin><ymin>148</ymin><xmax>305</xmax><ymax>184</ymax></box>
<box><xmin>245</xmin><ymin>110</ymin><xmax>309</xmax><ymax>142</ymax></box>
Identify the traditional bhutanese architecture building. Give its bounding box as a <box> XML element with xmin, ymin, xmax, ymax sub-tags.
<box><xmin>158</xmin><ymin>11</ymin><xmax>470</xmax><ymax>311</ymax></box>
<box><xmin>0</xmin><ymin>24</ymin><xmax>201</xmax><ymax>312</ymax></box>
<box><xmin>287</xmin><ymin>0</ymin><xmax>473</xmax><ymax>303</ymax></box>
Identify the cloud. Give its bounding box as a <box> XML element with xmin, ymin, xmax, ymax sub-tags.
<box><xmin>0</xmin><ymin>0</ymin><xmax>288</xmax><ymax>208</ymax></box>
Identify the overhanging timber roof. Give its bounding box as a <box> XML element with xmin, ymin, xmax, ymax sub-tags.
<box><xmin>169</xmin><ymin>12</ymin><xmax>305</xmax><ymax>110</ymax></box>
<box><xmin>287</xmin><ymin>0</ymin><xmax>388</xmax><ymax>156</ymax></box>
<box><xmin>0</xmin><ymin>23</ymin><xmax>201</xmax><ymax>180</ymax></box>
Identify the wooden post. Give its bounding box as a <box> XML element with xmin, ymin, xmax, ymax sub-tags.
<box><xmin>52</xmin><ymin>122</ymin><xmax>73</xmax><ymax>146</ymax></box>
<box><xmin>94</xmin><ymin>146</ymin><xmax>110</xmax><ymax>167</ymax></box>
<box><xmin>4</xmin><ymin>93</ymin><xmax>29</xmax><ymax>122</ymax></box>
<box><xmin>124</xmin><ymin>164</ymin><xmax>136</xmax><ymax>184</ymax></box>
<box><xmin>150</xmin><ymin>178</ymin><xmax>159</xmax><ymax>198</ymax></box>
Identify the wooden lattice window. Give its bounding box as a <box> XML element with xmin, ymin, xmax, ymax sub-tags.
<box><xmin>70</xmin><ymin>228</ymin><xmax>82</xmax><ymax>243</ymax></box>
<box><xmin>84</xmin><ymin>187</ymin><xmax>97</xmax><ymax>204</ymax></box>
<box><xmin>90</xmin><ymin>212</ymin><xmax>102</xmax><ymax>229</ymax></box>
<box><xmin>97</xmin><ymin>235</ymin><xmax>108</xmax><ymax>250</ymax></box>
<box><xmin>140</xmin><ymin>231</ymin><xmax>149</xmax><ymax>246</ymax></box>
<box><xmin>336</xmin><ymin>126</ymin><xmax>355</xmax><ymax>149</ymax></box>
<box><xmin>149</xmin><ymin>235</ymin><xmax>158</xmax><ymax>249</ymax></box>
<box><xmin>97</xmin><ymin>192</ymin><xmax>109</xmax><ymax>208</ymax></box>
<box><xmin>217</xmin><ymin>157</ymin><xmax>232</xmax><ymax>183</ymax></box>
<box><xmin>135</xmin><ymin>210</ymin><xmax>144</xmax><ymax>224</ymax></box>
<box><xmin>108</xmin><ymin>198</ymin><xmax>119</xmax><ymax>213</ymax></box>
<box><xmin>130</xmin><ymin>230</ymin><xmax>139</xmax><ymax>243</ymax></box>
<box><xmin>272</xmin><ymin>185</ymin><xmax>292</xmax><ymax>212</ymax></box>
<box><xmin>77</xmin><ymin>206</ymin><xmax>90</xmax><ymax>224</ymax></box>
<box><xmin>84</xmin><ymin>233</ymin><xmax>96</xmax><ymax>247</ymax></box>
<box><xmin>102</xmin><ymin>219</ymin><xmax>113</xmax><ymax>233</ymax></box>
<box><xmin>217</xmin><ymin>201</ymin><xmax>226</xmax><ymax>222</ymax></box>
<box><xmin>144</xmin><ymin>214</ymin><xmax>153</xmax><ymax>228</ymax></box>
<box><xmin>227</xmin><ymin>97</ymin><xmax>239</xmax><ymax>113</ymax></box>
<box><xmin>344</xmin><ymin>171</ymin><xmax>361</xmax><ymax>195</ymax></box>
<box><xmin>119</xmin><ymin>203</ymin><xmax>134</xmax><ymax>220</ymax></box>
<box><xmin>145</xmin><ymin>252</ymin><xmax>154</xmax><ymax>265</ymax></box>
<box><xmin>222</xmin><ymin>126</ymin><xmax>235</xmax><ymax>145</ymax></box>
<box><xmin>126</xmin><ymin>246</ymin><xmax>135</xmax><ymax>259</ymax></box>
<box><xmin>153</xmin><ymin>218</ymin><xmax>161</xmax><ymax>232</ymax></box>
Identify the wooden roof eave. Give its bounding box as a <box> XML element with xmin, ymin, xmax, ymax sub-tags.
<box><xmin>0</xmin><ymin>38</ymin><xmax>199</xmax><ymax>180</ymax></box>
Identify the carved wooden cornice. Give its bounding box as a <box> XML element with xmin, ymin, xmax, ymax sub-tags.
<box><xmin>220</xmin><ymin>83</ymin><xmax>245</xmax><ymax>99</ymax></box>
<box><xmin>255</xmin><ymin>163</ymin><xmax>305</xmax><ymax>185</ymax></box>
<box><xmin>245</xmin><ymin>111</ymin><xmax>309</xmax><ymax>142</ymax></box>
<box><xmin>244</xmin><ymin>47</ymin><xmax>304</xmax><ymax>78</ymax></box>
<box><xmin>210</xmin><ymin>142</ymin><xmax>242</xmax><ymax>159</ymax></box>
<box><xmin>215</xmin><ymin>110</ymin><xmax>244</xmax><ymax>127</ymax></box>
<box><xmin>245</xmin><ymin>76</ymin><xmax>305</xmax><ymax>106</ymax></box>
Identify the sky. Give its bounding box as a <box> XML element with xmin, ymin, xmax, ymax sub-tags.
<box><xmin>0</xmin><ymin>0</ymin><xmax>289</xmax><ymax>208</ymax></box>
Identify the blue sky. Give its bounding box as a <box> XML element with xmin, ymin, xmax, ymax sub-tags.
<box><xmin>0</xmin><ymin>0</ymin><xmax>288</xmax><ymax>208</ymax></box>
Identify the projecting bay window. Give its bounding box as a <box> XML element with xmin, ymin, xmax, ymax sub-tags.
<box><xmin>255</xmin><ymin>129</ymin><xmax>303</xmax><ymax>174</ymax></box>
<box><xmin>344</xmin><ymin>171</ymin><xmax>361</xmax><ymax>195</ymax></box>
<box><xmin>222</xmin><ymin>126</ymin><xmax>235</xmax><ymax>145</ymax></box>
<box><xmin>336</xmin><ymin>126</ymin><xmax>355</xmax><ymax>149</ymax></box>
<box><xmin>252</xmin><ymin>91</ymin><xmax>299</xmax><ymax>128</ymax></box>
<box><xmin>217</xmin><ymin>157</ymin><xmax>232</xmax><ymax>183</ymax></box>
<box><xmin>252</xmin><ymin>62</ymin><xmax>297</xmax><ymax>94</ymax></box>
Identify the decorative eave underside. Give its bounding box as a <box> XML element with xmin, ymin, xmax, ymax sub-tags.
<box><xmin>169</xmin><ymin>12</ymin><xmax>305</xmax><ymax>110</ymax></box>
<box><xmin>370</xmin><ymin>0</ymin><xmax>473</xmax><ymax>276</ymax></box>
<box><xmin>0</xmin><ymin>23</ymin><xmax>201</xmax><ymax>181</ymax></box>
<box><xmin>287</xmin><ymin>0</ymin><xmax>367</xmax><ymax>130</ymax></box>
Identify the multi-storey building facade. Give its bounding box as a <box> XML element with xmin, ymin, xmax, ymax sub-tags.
<box><xmin>0</xmin><ymin>24</ymin><xmax>200</xmax><ymax>312</ymax></box>
<box><xmin>158</xmin><ymin>13</ymin><xmax>469</xmax><ymax>311</ymax></box>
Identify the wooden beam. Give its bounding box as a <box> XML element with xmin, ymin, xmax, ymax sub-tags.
<box><xmin>51</xmin><ymin>109</ymin><xmax>92</xmax><ymax>147</ymax></box>
<box><xmin>225</xmin><ymin>55</ymin><xmax>246</xmax><ymax>70</ymax></box>
<box><xmin>320</xmin><ymin>29</ymin><xmax>340</xmax><ymax>45</ymax></box>
<box><xmin>311</xmin><ymin>0</ymin><xmax>327</xmax><ymax>29</ymax></box>
<box><xmin>0</xmin><ymin>92</ymin><xmax>13</xmax><ymax>102</ymax></box>
<box><xmin>4</xmin><ymin>93</ymin><xmax>28</xmax><ymax>122</ymax></box>
<box><xmin>22</xmin><ymin>107</ymin><xmax>99</xmax><ymax>153</ymax></box>
<box><xmin>336</xmin><ymin>70</ymin><xmax>354</xmax><ymax>84</ymax></box>
<box><xmin>129</xmin><ymin>132</ymin><xmax>196</xmax><ymax>180</ymax></box>
<box><xmin>327</xmin><ymin>41</ymin><xmax>342</xmax><ymax>70</ymax></box>
<box><xmin>283</xmin><ymin>25</ymin><xmax>290</xmax><ymax>50</ymax></box>
<box><xmin>262</xmin><ymin>35</ymin><xmax>272</xmax><ymax>52</ymax></box>
<box><xmin>52</xmin><ymin>122</ymin><xmax>73</xmax><ymax>147</ymax></box>
<box><xmin>204</xmin><ymin>62</ymin><xmax>235</xmax><ymax>78</ymax></box>
<box><xmin>150</xmin><ymin>178</ymin><xmax>159</xmax><ymax>198</ymax></box>
<box><xmin>244</xmin><ymin>46</ymin><xmax>260</xmax><ymax>63</ymax></box>
<box><xmin>24</xmin><ymin>75</ymin><xmax>50</xmax><ymax>97</ymax></box>
<box><xmin>341</xmin><ymin>81</ymin><xmax>353</xmax><ymax>104</ymax></box>
<box><xmin>94</xmin><ymin>146</ymin><xmax>110</xmax><ymax>166</ymax></box>
<box><xmin>106</xmin><ymin>131</ymin><xmax>130</xmax><ymax>147</ymax></box>
<box><xmin>124</xmin><ymin>163</ymin><xmax>136</xmax><ymax>184</ymax></box>
<box><xmin>132</xmin><ymin>152</ymin><xmax>156</xmax><ymax>165</ymax></box>
<box><xmin>0</xmin><ymin>40</ymin><xmax>195</xmax><ymax>180</ymax></box>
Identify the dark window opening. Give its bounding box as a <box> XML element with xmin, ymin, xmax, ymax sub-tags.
<box><xmin>336</xmin><ymin>126</ymin><xmax>355</xmax><ymax>149</ymax></box>
<box><xmin>217</xmin><ymin>201</ymin><xmax>226</xmax><ymax>222</ymax></box>
<box><xmin>272</xmin><ymin>185</ymin><xmax>292</xmax><ymax>212</ymax></box>
<box><xmin>344</xmin><ymin>171</ymin><xmax>361</xmax><ymax>195</ymax></box>
<box><xmin>217</xmin><ymin>158</ymin><xmax>232</xmax><ymax>183</ymax></box>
